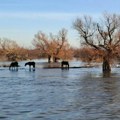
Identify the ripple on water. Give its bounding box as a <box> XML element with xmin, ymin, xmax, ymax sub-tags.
<box><xmin>0</xmin><ymin>64</ymin><xmax>120</xmax><ymax>119</ymax></box>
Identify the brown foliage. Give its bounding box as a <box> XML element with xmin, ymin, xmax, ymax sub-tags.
<box><xmin>33</xmin><ymin>28</ymin><xmax>73</xmax><ymax>62</ymax></box>
<box><xmin>0</xmin><ymin>38</ymin><xmax>28</xmax><ymax>61</ymax></box>
<box><xmin>74</xmin><ymin>47</ymin><xmax>103</xmax><ymax>63</ymax></box>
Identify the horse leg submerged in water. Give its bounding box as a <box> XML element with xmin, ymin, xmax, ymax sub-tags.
<box><xmin>9</xmin><ymin>61</ymin><xmax>19</xmax><ymax>71</ymax></box>
<box><xmin>25</xmin><ymin>62</ymin><xmax>35</xmax><ymax>71</ymax></box>
<box><xmin>61</xmin><ymin>61</ymin><xmax>69</xmax><ymax>69</ymax></box>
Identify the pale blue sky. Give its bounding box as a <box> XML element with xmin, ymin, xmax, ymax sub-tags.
<box><xmin>0</xmin><ymin>0</ymin><xmax>120</xmax><ymax>48</ymax></box>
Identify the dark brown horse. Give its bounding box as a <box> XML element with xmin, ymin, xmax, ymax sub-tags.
<box><xmin>61</xmin><ymin>61</ymin><xmax>69</xmax><ymax>69</ymax></box>
<box><xmin>25</xmin><ymin>61</ymin><xmax>35</xmax><ymax>71</ymax></box>
<box><xmin>9</xmin><ymin>61</ymin><xmax>19</xmax><ymax>71</ymax></box>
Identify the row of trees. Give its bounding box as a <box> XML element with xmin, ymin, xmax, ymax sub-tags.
<box><xmin>32</xmin><ymin>12</ymin><xmax>120</xmax><ymax>72</ymax></box>
<box><xmin>0</xmin><ymin>29</ymin><xmax>74</xmax><ymax>62</ymax></box>
<box><xmin>1</xmin><ymin>12</ymin><xmax>120</xmax><ymax>73</ymax></box>
<box><xmin>0</xmin><ymin>37</ymin><xmax>104</xmax><ymax>63</ymax></box>
<box><xmin>0</xmin><ymin>36</ymin><xmax>104</xmax><ymax>63</ymax></box>
<box><xmin>0</xmin><ymin>38</ymin><xmax>41</xmax><ymax>61</ymax></box>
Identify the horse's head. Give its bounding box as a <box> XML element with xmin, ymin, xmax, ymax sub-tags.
<box><xmin>25</xmin><ymin>63</ymin><xmax>27</xmax><ymax>66</ymax></box>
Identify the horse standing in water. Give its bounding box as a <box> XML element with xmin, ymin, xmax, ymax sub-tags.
<box><xmin>25</xmin><ymin>61</ymin><xmax>35</xmax><ymax>71</ymax></box>
<box><xmin>9</xmin><ymin>61</ymin><xmax>19</xmax><ymax>71</ymax></box>
<box><xmin>61</xmin><ymin>61</ymin><xmax>69</xmax><ymax>69</ymax></box>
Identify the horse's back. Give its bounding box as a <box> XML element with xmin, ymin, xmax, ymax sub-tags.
<box><xmin>25</xmin><ymin>61</ymin><xmax>35</xmax><ymax>65</ymax></box>
<box><xmin>25</xmin><ymin>61</ymin><xmax>35</xmax><ymax>71</ymax></box>
<box><xmin>31</xmin><ymin>61</ymin><xmax>35</xmax><ymax>65</ymax></box>
<box><xmin>25</xmin><ymin>61</ymin><xmax>35</xmax><ymax>68</ymax></box>
<box><xmin>30</xmin><ymin>62</ymin><xmax>35</xmax><ymax>67</ymax></box>
<box><xmin>61</xmin><ymin>61</ymin><xmax>69</xmax><ymax>65</ymax></box>
<box><xmin>9</xmin><ymin>61</ymin><xmax>19</xmax><ymax>70</ymax></box>
<box><xmin>61</xmin><ymin>61</ymin><xmax>69</xmax><ymax>69</ymax></box>
<box><xmin>10</xmin><ymin>61</ymin><xmax>18</xmax><ymax>67</ymax></box>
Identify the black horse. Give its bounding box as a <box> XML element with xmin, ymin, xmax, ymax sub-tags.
<box><xmin>61</xmin><ymin>61</ymin><xmax>69</xmax><ymax>69</ymax></box>
<box><xmin>9</xmin><ymin>61</ymin><xmax>19</xmax><ymax>71</ymax></box>
<box><xmin>25</xmin><ymin>61</ymin><xmax>35</xmax><ymax>71</ymax></box>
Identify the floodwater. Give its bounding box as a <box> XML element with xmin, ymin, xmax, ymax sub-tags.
<box><xmin>0</xmin><ymin>60</ymin><xmax>120</xmax><ymax>120</ymax></box>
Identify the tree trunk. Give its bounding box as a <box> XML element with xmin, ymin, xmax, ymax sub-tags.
<box><xmin>48</xmin><ymin>55</ymin><xmax>57</xmax><ymax>63</ymax></box>
<box><xmin>53</xmin><ymin>57</ymin><xmax>58</xmax><ymax>63</ymax></box>
<box><xmin>48</xmin><ymin>55</ymin><xmax>51</xmax><ymax>63</ymax></box>
<box><xmin>102</xmin><ymin>56</ymin><xmax>111</xmax><ymax>72</ymax></box>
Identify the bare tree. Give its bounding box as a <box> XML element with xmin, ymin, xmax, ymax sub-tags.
<box><xmin>33</xmin><ymin>28</ymin><xmax>72</xmax><ymax>63</ymax></box>
<box><xmin>73</xmin><ymin>13</ymin><xmax>120</xmax><ymax>72</ymax></box>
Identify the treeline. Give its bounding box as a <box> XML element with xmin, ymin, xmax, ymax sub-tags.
<box><xmin>1</xmin><ymin>12</ymin><xmax>120</xmax><ymax>72</ymax></box>
<box><xmin>0</xmin><ymin>31</ymin><xmax>120</xmax><ymax>63</ymax></box>
<box><xmin>0</xmin><ymin>38</ymin><xmax>40</xmax><ymax>61</ymax></box>
<box><xmin>0</xmin><ymin>29</ymin><xmax>74</xmax><ymax>62</ymax></box>
<box><xmin>0</xmin><ymin>37</ymin><xmax>106</xmax><ymax>62</ymax></box>
<box><xmin>0</xmin><ymin>37</ymin><xmax>115</xmax><ymax>63</ymax></box>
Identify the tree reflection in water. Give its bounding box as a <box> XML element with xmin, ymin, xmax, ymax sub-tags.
<box><xmin>102</xmin><ymin>71</ymin><xmax>111</xmax><ymax>78</ymax></box>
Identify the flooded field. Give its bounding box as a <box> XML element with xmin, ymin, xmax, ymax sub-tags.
<box><xmin>0</xmin><ymin>60</ymin><xmax>120</xmax><ymax>120</ymax></box>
